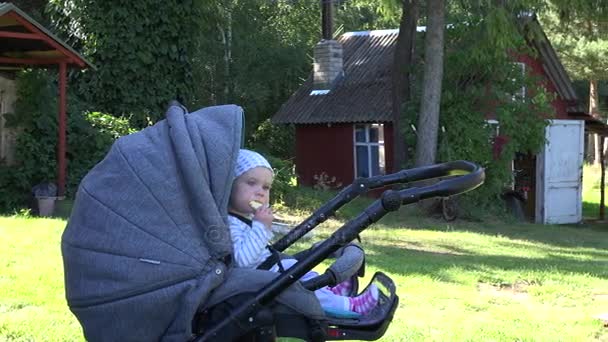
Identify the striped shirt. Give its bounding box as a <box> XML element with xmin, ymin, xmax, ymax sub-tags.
<box><xmin>228</xmin><ymin>214</ymin><xmax>274</xmax><ymax>268</ymax></box>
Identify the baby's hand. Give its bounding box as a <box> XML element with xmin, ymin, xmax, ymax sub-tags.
<box><xmin>253</xmin><ymin>206</ymin><xmax>273</xmax><ymax>230</ymax></box>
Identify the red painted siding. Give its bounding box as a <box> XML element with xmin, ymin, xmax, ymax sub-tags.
<box><xmin>517</xmin><ymin>54</ymin><xmax>570</xmax><ymax>119</ymax></box>
<box><xmin>485</xmin><ymin>55</ymin><xmax>570</xmax><ymax>121</ymax></box>
<box><xmin>296</xmin><ymin>122</ymin><xmax>397</xmax><ymax>196</ymax></box>
<box><xmin>295</xmin><ymin>124</ymin><xmax>354</xmax><ymax>187</ymax></box>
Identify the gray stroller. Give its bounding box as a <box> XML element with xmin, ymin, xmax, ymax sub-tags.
<box><xmin>61</xmin><ymin>102</ymin><xmax>484</xmax><ymax>341</ymax></box>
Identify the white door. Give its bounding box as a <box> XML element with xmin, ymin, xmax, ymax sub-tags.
<box><xmin>535</xmin><ymin>120</ymin><xmax>584</xmax><ymax>224</ymax></box>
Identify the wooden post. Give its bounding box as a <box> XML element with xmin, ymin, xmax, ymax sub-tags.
<box><xmin>57</xmin><ymin>62</ymin><xmax>67</xmax><ymax>197</ymax></box>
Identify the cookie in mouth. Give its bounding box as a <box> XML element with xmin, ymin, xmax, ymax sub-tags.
<box><xmin>249</xmin><ymin>200</ymin><xmax>264</xmax><ymax>210</ymax></box>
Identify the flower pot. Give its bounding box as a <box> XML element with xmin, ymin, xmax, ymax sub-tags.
<box><xmin>36</xmin><ymin>196</ymin><xmax>57</xmax><ymax>217</ymax></box>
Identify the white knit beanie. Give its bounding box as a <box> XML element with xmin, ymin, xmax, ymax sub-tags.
<box><xmin>235</xmin><ymin>149</ymin><xmax>273</xmax><ymax>178</ymax></box>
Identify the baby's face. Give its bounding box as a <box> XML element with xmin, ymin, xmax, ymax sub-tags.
<box><xmin>229</xmin><ymin>167</ymin><xmax>273</xmax><ymax>216</ymax></box>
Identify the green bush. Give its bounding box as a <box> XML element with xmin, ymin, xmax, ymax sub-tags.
<box><xmin>48</xmin><ymin>0</ymin><xmax>202</xmax><ymax>126</ymax></box>
<box><xmin>0</xmin><ymin>70</ymin><xmax>136</xmax><ymax>213</ymax></box>
<box><xmin>0</xmin><ymin>70</ymin><xmax>57</xmax><ymax>212</ymax></box>
<box><xmin>0</xmin><ymin>166</ymin><xmax>28</xmax><ymax>212</ymax></box>
<box><xmin>266</xmin><ymin>155</ymin><xmax>296</xmax><ymax>205</ymax></box>
<box><xmin>275</xmin><ymin>179</ymin><xmax>379</xmax><ymax>221</ymax></box>
<box><xmin>265</xmin><ymin>154</ymin><xmax>367</xmax><ymax>220</ymax></box>
<box><xmin>67</xmin><ymin>111</ymin><xmax>136</xmax><ymax>196</ymax></box>
<box><xmin>249</xmin><ymin>119</ymin><xmax>295</xmax><ymax>160</ymax></box>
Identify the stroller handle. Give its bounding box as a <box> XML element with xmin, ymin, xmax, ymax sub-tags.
<box><xmin>259</xmin><ymin>161</ymin><xmax>484</xmax><ymax>299</ymax></box>
<box><xmin>364</xmin><ymin>160</ymin><xmax>476</xmax><ymax>188</ymax></box>
<box><xmin>273</xmin><ymin>160</ymin><xmax>485</xmax><ymax>252</ymax></box>
<box><xmin>395</xmin><ymin>160</ymin><xmax>485</xmax><ymax>206</ymax></box>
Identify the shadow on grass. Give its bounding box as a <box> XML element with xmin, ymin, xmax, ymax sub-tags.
<box><xmin>363</xmin><ymin>241</ymin><xmax>608</xmax><ymax>281</ymax></box>
<box><xmin>372</xmin><ymin>209</ymin><xmax>608</xmax><ymax>251</ymax></box>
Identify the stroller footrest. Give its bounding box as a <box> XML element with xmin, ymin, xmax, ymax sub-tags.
<box><xmin>325</xmin><ymin>272</ymin><xmax>399</xmax><ymax>341</ymax></box>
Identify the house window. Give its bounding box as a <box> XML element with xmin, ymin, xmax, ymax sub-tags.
<box><xmin>354</xmin><ymin>124</ymin><xmax>385</xmax><ymax>178</ymax></box>
<box><xmin>512</xmin><ymin>62</ymin><xmax>526</xmax><ymax>101</ymax></box>
<box><xmin>485</xmin><ymin>119</ymin><xmax>500</xmax><ymax>138</ymax></box>
<box><xmin>485</xmin><ymin>119</ymin><xmax>515</xmax><ymax>185</ymax></box>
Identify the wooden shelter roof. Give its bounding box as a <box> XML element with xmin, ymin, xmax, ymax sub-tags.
<box><xmin>0</xmin><ymin>2</ymin><xmax>93</xmax><ymax>70</ymax></box>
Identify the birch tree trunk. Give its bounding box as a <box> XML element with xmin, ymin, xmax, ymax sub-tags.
<box><xmin>218</xmin><ymin>2</ymin><xmax>233</xmax><ymax>103</ymax></box>
<box><xmin>414</xmin><ymin>0</ymin><xmax>444</xmax><ymax>167</ymax></box>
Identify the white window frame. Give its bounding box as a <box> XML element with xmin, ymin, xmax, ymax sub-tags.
<box><xmin>485</xmin><ymin>119</ymin><xmax>500</xmax><ymax>138</ymax></box>
<box><xmin>353</xmin><ymin>123</ymin><xmax>385</xmax><ymax>178</ymax></box>
<box><xmin>512</xmin><ymin>62</ymin><xmax>526</xmax><ymax>101</ymax></box>
<box><xmin>485</xmin><ymin>119</ymin><xmax>516</xmax><ymax>188</ymax></box>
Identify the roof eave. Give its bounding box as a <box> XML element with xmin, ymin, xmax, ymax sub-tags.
<box><xmin>521</xmin><ymin>14</ymin><xmax>579</xmax><ymax>103</ymax></box>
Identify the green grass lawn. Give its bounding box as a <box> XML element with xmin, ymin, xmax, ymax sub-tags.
<box><xmin>1</xmin><ymin>214</ymin><xmax>607</xmax><ymax>341</ymax></box>
<box><xmin>584</xmin><ymin>164</ymin><xmax>607</xmax><ymax>220</ymax></box>
<box><xmin>0</xmin><ymin>217</ymin><xmax>84</xmax><ymax>341</ymax></box>
<box><xmin>1</xmin><ymin>165</ymin><xmax>606</xmax><ymax>341</ymax></box>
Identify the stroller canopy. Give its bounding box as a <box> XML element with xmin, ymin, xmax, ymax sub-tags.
<box><xmin>62</xmin><ymin>103</ymin><xmax>244</xmax><ymax>341</ymax></box>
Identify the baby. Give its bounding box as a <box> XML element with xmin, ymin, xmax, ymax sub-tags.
<box><xmin>227</xmin><ymin>149</ymin><xmax>378</xmax><ymax>316</ymax></box>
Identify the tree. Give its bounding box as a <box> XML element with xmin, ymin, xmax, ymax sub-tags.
<box><xmin>391</xmin><ymin>0</ymin><xmax>418</xmax><ymax>170</ymax></box>
<box><xmin>414</xmin><ymin>0</ymin><xmax>445</xmax><ymax>167</ymax></box>
<box><xmin>10</xmin><ymin>0</ymin><xmax>49</xmax><ymax>23</ymax></box>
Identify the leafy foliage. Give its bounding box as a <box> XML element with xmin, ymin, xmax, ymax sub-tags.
<box><xmin>249</xmin><ymin>118</ymin><xmax>294</xmax><ymax>159</ymax></box>
<box><xmin>192</xmin><ymin>0</ymin><xmax>320</xmax><ymax>137</ymax></box>
<box><xmin>67</xmin><ymin>111</ymin><xmax>136</xmax><ymax>196</ymax></box>
<box><xmin>266</xmin><ymin>154</ymin><xmax>296</xmax><ymax>205</ymax></box>
<box><xmin>192</xmin><ymin>0</ymin><xmax>401</xmax><ymax>140</ymax></box>
<box><xmin>541</xmin><ymin>5</ymin><xmax>608</xmax><ymax>82</ymax></box>
<box><xmin>0</xmin><ymin>70</ymin><xmax>135</xmax><ymax>213</ymax></box>
<box><xmin>404</xmin><ymin>9</ymin><xmax>554</xmax><ymax>213</ymax></box>
<box><xmin>0</xmin><ymin>70</ymin><xmax>57</xmax><ymax>211</ymax></box>
<box><xmin>48</xmin><ymin>0</ymin><xmax>203</xmax><ymax>126</ymax></box>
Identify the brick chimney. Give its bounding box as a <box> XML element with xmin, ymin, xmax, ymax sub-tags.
<box><xmin>313</xmin><ymin>40</ymin><xmax>343</xmax><ymax>90</ymax></box>
<box><xmin>313</xmin><ymin>0</ymin><xmax>342</xmax><ymax>91</ymax></box>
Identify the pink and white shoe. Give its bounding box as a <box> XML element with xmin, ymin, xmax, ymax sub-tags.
<box><xmin>348</xmin><ymin>284</ymin><xmax>379</xmax><ymax>315</ymax></box>
<box><xmin>329</xmin><ymin>279</ymin><xmax>353</xmax><ymax>296</ymax></box>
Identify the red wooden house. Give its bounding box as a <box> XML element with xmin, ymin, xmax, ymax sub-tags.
<box><xmin>272</xmin><ymin>13</ymin><xmax>606</xmax><ymax>223</ymax></box>
<box><xmin>272</xmin><ymin>30</ymin><xmax>399</xmax><ymax>188</ymax></box>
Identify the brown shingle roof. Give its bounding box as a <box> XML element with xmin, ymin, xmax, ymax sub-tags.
<box><xmin>272</xmin><ymin>30</ymin><xmax>398</xmax><ymax>124</ymax></box>
<box><xmin>275</xmin><ymin>17</ymin><xmax>605</xmax><ymax>132</ymax></box>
